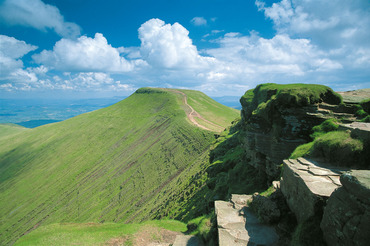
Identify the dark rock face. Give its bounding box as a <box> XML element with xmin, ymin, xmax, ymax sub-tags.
<box><xmin>250</xmin><ymin>193</ymin><xmax>281</xmax><ymax>224</ymax></box>
<box><xmin>239</xmin><ymin>84</ymin><xmax>347</xmax><ymax>181</ymax></box>
<box><xmin>321</xmin><ymin>170</ymin><xmax>370</xmax><ymax>246</ymax></box>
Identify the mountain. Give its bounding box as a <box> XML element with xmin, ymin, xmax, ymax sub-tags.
<box><xmin>0</xmin><ymin>88</ymin><xmax>239</xmax><ymax>245</ymax></box>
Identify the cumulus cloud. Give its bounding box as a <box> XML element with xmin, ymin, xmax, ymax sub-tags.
<box><xmin>207</xmin><ymin>32</ymin><xmax>342</xmax><ymax>75</ymax></box>
<box><xmin>62</xmin><ymin>72</ymin><xmax>135</xmax><ymax>92</ymax></box>
<box><xmin>33</xmin><ymin>33</ymin><xmax>135</xmax><ymax>72</ymax></box>
<box><xmin>191</xmin><ymin>17</ymin><xmax>207</xmax><ymax>26</ymax></box>
<box><xmin>0</xmin><ymin>35</ymin><xmax>38</xmax><ymax>84</ymax></box>
<box><xmin>138</xmin><ymin>18</ymin><xmax>214</xmax><ymax>69</ymax></box>
<box><xmin>0</xmin><ymin>0</ymin><xmax>80</xmax><ymax>38</ymax></box>
<box><xmin>256</xmin><ymin>0</ymin><xmax>370</xmax><ymax>55</ymax></box>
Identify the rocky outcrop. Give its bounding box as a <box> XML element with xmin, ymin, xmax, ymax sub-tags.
<box><xmin>321</xmin><ymin>170</ymin><xmax>370</xmax><ymax>246</ymax></box>
<box><xmin>280</xmin><ymin>158</ymin><xmax>344</xmax><ymax>223</ymax></box>
<box><xmin>239</xmin><ymin>84</ymin><xmax>349</xmax><ymax>181</ymax></box>
<box><xmin>215</xmin><ymin>194</ymin><xmax>279</xmax><ymax>246</ymax></box>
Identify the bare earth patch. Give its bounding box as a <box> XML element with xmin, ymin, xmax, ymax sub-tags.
<box><xmin>105</xmin><ymin>226</ymin><xmax>182</xmax><ymax>246</ymax></box>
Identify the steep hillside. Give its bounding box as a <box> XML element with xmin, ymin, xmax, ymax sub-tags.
<box><xmin>0</xmin><ymin>124</ymin><xmax>29</xmax><ymax>140</ymax></box>
<box><xmin>0</xmin><ymin>88</ymin><xmax>239</xmax><ymax>245</ymax></box>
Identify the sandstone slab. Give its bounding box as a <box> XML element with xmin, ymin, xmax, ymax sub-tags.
<box><xmin>280</xmin><ymin>158</ymin><xmax>344</xmax><ymax>222</ymax></box>
<box><xmin>215</xmin><ymin>199</ymin><xmax>278</xmax><ymax>246</ymax></box>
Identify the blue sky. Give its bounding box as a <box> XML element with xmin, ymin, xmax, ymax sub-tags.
<box><xmin>0</xmin><ymin>0</ymin><xmax>369</xmax><ymax>99</ymax></box>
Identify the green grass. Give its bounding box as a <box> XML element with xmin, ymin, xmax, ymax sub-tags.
<box><xmin>187</xmin><ymin>213</ymin><xmax>217</xmax><ymax>245</ymax></box>
<box><xmin>240</xmin><ymin>83</ymin><xmax>342</xmax><ymax>123</ymax></box>
<box><xmin>0</xmin><ymin>124</ymin><xmax>29</xmax><ymax>140</ymax></box>
<box><xmin>290</xmin><ymin>131</ymin><xmax>365</xmax><ymax>167</ymax></box>
<box><xmin>0</xmin><ymin>88</ymin><xmax>238</xmax><ymax>245</ymax></box>
<box><xmin>14</xmin><ymin>220</ymin><xmax>187</xmax><ymax>246</ymax></box>
<box><xmin>180</xmin><ymin>89</ymin><xmax>240</xmax><ymax>132</ymax></box>
<box><xmin>310</xmin><ymin>119</ymin><xmax>339</xmax><ymax>139</ymax></box>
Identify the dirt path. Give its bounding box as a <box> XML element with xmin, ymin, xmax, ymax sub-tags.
<box><xmin>170</xmin><ymin>89</ymin><xmax>224</xmax><ymax>132</ymax></box>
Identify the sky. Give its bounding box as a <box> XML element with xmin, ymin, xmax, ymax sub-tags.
<box><xmin>0</xmin><ymin>0</ymin><xmax>369</xmax><ymax>99</ymax></box>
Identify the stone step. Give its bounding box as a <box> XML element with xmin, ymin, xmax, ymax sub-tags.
<box><xmin>172</xmin><ymin>235</ymin><xmax>203</xmax><ymax>246</ymax></box>
<box><xmin>215</xmin><ymin>199</ymin><xmax>279</xmax><ymax>246</ymax></box>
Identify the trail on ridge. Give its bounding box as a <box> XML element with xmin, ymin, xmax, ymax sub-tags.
<box><xmin>171</xmin><ymin>90</ymin><xmax>224</xmax><ymax>132</ymax></box>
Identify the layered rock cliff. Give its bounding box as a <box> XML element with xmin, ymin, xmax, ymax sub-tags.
<box><xmin>238</xmin><ymin>84</ymin><xmax>370</xmax><ymax>245</ymax></box>
<box><xmin>212</xmin><ymin>83</ymin><xmax>369</xmax><ymax>246</ymax></box>
<box><xmin>238</xmin><ymin>83</ymin><xmax>344</xmax><ymax>182</ymax></box>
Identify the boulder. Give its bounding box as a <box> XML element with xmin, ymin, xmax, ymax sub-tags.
<box><xmin>280</xmin><ymin>158</ymin><xmax>343</xmax><ymax>223</ymax></box>
<box><xmin>321</xmin><ymin>170</ymin><xmax>370</xmax><ymax>246</ymax></box>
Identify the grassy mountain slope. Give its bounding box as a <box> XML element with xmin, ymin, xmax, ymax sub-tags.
<box><xmin>179</xmin><ymin>89</ymin><xmax>240</xmax><ymax>132</ymax></box>
<box><xmin>0</xmin><ymin>124</ymin><xmax>29</xmax><ymax>140</ymax></box>
<box><xmin>0</xmin><ymin>88</ymin><xmax>239</xmax><ymax>245</ymax></box>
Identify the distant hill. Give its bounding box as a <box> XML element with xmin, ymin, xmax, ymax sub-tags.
<box><xmin>0</xmin><ymin>88</ymin><xmax>239</xmax><ymax>245</ymax></box>
<box><xmin>337</xmin><ymin>88</ymin><xmax>370</xmax><ymax>103</ymax></box>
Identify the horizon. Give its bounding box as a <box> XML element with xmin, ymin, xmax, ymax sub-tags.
<box><xmin>1</xmin><ymin>0</ymin><xmax>370</xmax><ymax>99</ymax></box>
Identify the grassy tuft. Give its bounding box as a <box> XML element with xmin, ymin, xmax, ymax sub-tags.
<box><xmin>312</xmin><ymin>131</ymin><xmax>363</xmax><ymax>164</ymax></box>
<box><xmin>291</xmin><ymin>130</ymin><xmax>364</xmax><ymax>167</ymax></box>
<box><xmin>310</xmin><ymin>119</ymin><xmax>339</xmax><ymax>139</ymax></box>
<box><xmin>290</xmin><ymin>142</ymin><xmax>314</xmax><ymax>159</ymax></box>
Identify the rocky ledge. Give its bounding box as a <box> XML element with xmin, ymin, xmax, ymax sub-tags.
<box><xmin>280</xmin><ymin>157</ymin><xmax>345</xmax><ymax>223</ymax></box>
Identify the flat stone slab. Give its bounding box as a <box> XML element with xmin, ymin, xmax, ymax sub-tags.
<box><xmin>341</xmin><ymin>122</ymin><xmax>370</xmax><ymax>131</ymax></box>
<box><xmin>215</xmin><ymin>200</ymin><xmax>279</xmax><ymax>246</ymax></box>
<box><xmin>281</xmin><ymin>157</ymin><xmax>348</xmax><ymax>222</ymax></box>
<box><xmin>173</xmin><ymin>235</ymin><xmax>203</xmax><ymax>246</ymax></box>
<box><xmin>286</xmin><ymin>158</ymin><xmax>342</xmax><ymax>197</ymax></box>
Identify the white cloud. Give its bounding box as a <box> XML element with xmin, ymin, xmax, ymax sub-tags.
<box><xmin>138</xmin><ymin>18</ymin><xmax>214</xmax><ymax>69</ymax></box>
<box><xmin>191</xmin><ymin>17</ymin><xmax>207</xmax><ymax>26</ymax></box>
<box><xmin>0</xmin><ymin>35</ymin><xmax>39</xmax><ymax>84</ymax></box>
<box><xmin>206</xmin><ymin>32</ymin><xmax>341</xmax><ymax>76</ymax></box>
<box><xmin>256</xmin><ymin>0</ymin><xmax>370</xmax><ymax>50</ymax></box>
<box><xmin>251</xmin><ymin>0</ymin><xmax>370</xmax><ymax>91</ymax></box>
<box><xmin>33</xmin><ymin>33</ymin><xmax>135</xmax><ymax>73</ymax></box>
<box><xmin>0</xmin><ymin>0</ymin><xmax>80</xmax><ymax>38</ymax></box>
<box><xmin>65</xmin><ymin>72</ymin><xmax>135</xmax><ymax>92</ymax></box>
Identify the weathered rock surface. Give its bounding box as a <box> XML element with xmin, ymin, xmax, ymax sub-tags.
<box><xmin>241</xmin><ymin>103</ymin><xmax>353</xmax><ymax>181</ymax></box>
<box><xmin>321</xmin><ymin>170</ymin><xmax>370</xmax><ymax>246</ymax></box>
<box><xmin>280</xmin><ymin>157</ymin><xmax>344</xmax><ymax>223</ymax></box>
<box><xmin>215</xmin><ymin>196</ymin><xmax>279</xmax><ymax>246</ymax></box>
